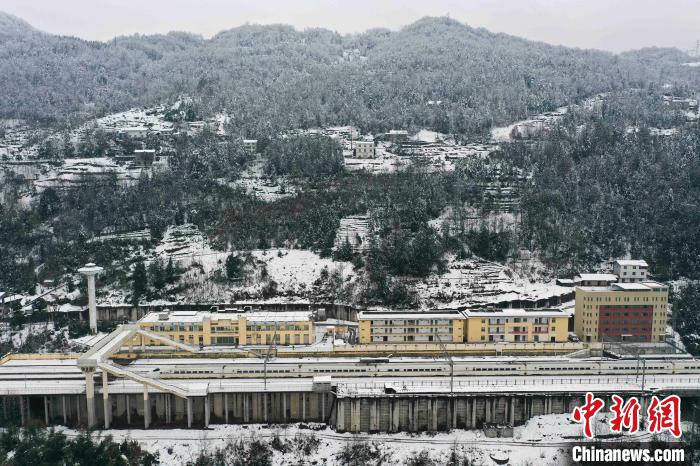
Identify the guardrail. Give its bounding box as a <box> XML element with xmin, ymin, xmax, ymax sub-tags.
<box><xmin>340</xmin><ymin>375</ymin><xmax>700</xmax><ymax>392</ymax></box>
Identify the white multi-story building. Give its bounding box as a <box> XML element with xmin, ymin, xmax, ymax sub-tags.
<box><xmin>613</xmin><ymin>260</ymin><xmax>649</xmax><ymax>283</ymax></box>
<box><xmin>353</xmin><ymin>140</ymin><xmax>375</xmax><ymax>158</ymax></box>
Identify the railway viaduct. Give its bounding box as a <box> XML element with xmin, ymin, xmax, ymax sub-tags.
<box><xmin>1</xmin><ymin>326</ymin><xmax>698</xmax><ymax>433</ymax></box>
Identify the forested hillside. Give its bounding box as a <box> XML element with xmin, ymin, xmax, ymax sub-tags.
<box><xmin>1</xmin><ymin>13</ymin><xmax>697</xmax><ymax>136</ymax></box>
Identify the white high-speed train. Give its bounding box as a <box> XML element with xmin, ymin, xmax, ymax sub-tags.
<box><xmin>128</xmin><ymin>356</ymin><xmax>700</xmax><ymax>379</ymax></box>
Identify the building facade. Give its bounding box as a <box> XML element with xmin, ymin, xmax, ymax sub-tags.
<box><xmin>243</xmin><ymin>139</ymin><xmax>258</xmax><ymax>155</ymax></box>
<box><xmin>573</xmin><ymin>273</ymin><xmax>618</xmax><ymax>287</ymax></box>
<box><xmin>574</xmin><ymin>282</ymin><xmax>668</xmax><ymax>343</ymax></box>
<box><xmin>357</xmin><ymin>311</ymin><xmax>464</xmax><ymax>344</ymax></box>
<box><xmin>613</xmin><ymin>260</ymin><xmax>649</xmax><ymax>283</ymax></box>
<box><xmin>353</xmin><ymin>140</ymin><xmax>375</xmax><ymax>158</ymax></box>
<box><xmin>357</xmin><ymin>309</ymin><xmax>569</xmax><ymax>344</ymax></box>
<box><xmin>138</xmin><ymin>310</ymin><xmax>314</xmax><ymax>346</ymax></box>
<box><xmin>463</xmin><ymin>309</ymin><xmax>569</xmax><ymax>343</ymax></box>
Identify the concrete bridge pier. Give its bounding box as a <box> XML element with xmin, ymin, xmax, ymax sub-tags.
<box><xmin>81</xmin><ymin>368</ymin><xmax>97</xmax><ymax>428</ymax></box>
<box><xmin>187</xmin><ymin>397</ymin><xmax>193</xmax><ymax>428</ymax></box>
<box><xmin>102</xmin><ymin>371</ymin><xmax>111</xmax><ymax>429</ymax></box>
<box><xmin>143</xmin><ymin>386</ymin><xmax>150</xmax><ymax>429</ymax></box>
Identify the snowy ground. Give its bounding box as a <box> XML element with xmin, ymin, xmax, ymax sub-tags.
<box><xmin>56</xmin><ymin>413</ymin><xmax>687</xmax><ymax>466</ymax></box>
<box><xmin>94</xmin><ymin>106</ymin><xmax>173</xmax><ymax>134</ymax></box>
<box><xmin>0</xmin><ymin>321</ymin><xmax>100</xmax><ymax>352</ymax></box>
<box><xmin>343</xmin><ymin>144</ymin><xmax>405</xmax><ymax>174</ymax></box>
<box><xmin>0</xmin><ymin>322</ymin><xmax>53</xmax><ymax>348</ymax></box>
<box><xmin>34</xmin><ymin>157</ymin><xmax>143</xmax><ymax>190</ymax></box>
<box><xmin>334</xmin><ymin>215</ymin><xmax>370</xmax><ymax>252</ymax></box>
<box><xmin>232</xmin><ymin>156</ymin><xmax>297</xmax><ymax>202</ymax></box>
<box><xmin>490</xmin><ymin>94</ymin><xmax>606</xmax><ymax>143</ymax></box>
<box><xmin>414</xmin><ymin>254</ymin><xmax>571</xmax><ymax>309</ymax></box>
<box><xmin>150</xmin><ymin>225</ymin><xmax>356</xmax><ymax>302</ymax></box>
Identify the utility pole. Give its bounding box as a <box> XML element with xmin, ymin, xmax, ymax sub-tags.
<box><xmin>263</xmin><ymin>323</ymin><xmax>278</xmax><ymax>392</ymax></box>
<box><xmin>435</xmin><ymin>332</ymin><xmax>454</xmax><ymax>427</ymax></box>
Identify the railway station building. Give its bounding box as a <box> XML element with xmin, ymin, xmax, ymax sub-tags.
<box><xmin>137</xmin><ymin>310</ymin><xmax>314</xmax><ymax>346</ymax></box>
<box><xmin>462</xmin><ymin>308</ymin><xmax>569</xmax><ymax>343</ymax></box>
<box><xmin>357</xmin><ymin>310</ymin><xmax>465</xmax><ymax>343</ymax></box>
<box><xmin>357</xmin><ymin>308</ymin><xmax>570</xmax><ymax>344</ymax></box>
<box><xmin>574</xmin><ymin>281</ymin><xmax>668</xmax><ymax>343</ymax></box>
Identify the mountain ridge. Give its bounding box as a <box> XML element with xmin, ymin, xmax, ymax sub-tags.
<box><xmin>0</xmin><ymin>12</ymin><xmax>696</xmax><ymax>134</ymax></box>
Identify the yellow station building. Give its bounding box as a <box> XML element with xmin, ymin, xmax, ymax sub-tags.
<box><xmin>138</xmin><ymin>310</ymin><xmax>314</xmax><ymax>346</ymax></box>
<box><xmin>357</xmin><ymin>310</ymin><xmax>465</xmax><ymax>343</ymax></box>
<box><xmin>358</xmin><ymin>308</ymin><xmax>570</xmax><ymax>344</ymax></box>
<box><xmin>462</xmin><ymin>308</ymin><xmax>570</xmax><ymax>343</ymax></box>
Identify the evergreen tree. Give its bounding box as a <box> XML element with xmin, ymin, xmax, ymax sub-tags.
<box><xmin>131</xmin><ymin>259</ymin><xmax>148</xmax><ymax>306</ymax></box>
<box><xmin>148</xmin><ymin>260</ymin><xmax>165</xmax><ymax>291</ymax></box>
<box><xmin>225</xmin><ymin>254</ymin><xmax>243</xmax><ymax>280</ymax></box>
<box><xmin>62</xmin><ymin>132</ymin><xmax>74</xmax><ymax>158</ymax></box>
<box><xmin>165</xmin><ymin>257</ymin><xmax>177</xmax><ymax>284</ymax></box>
<box><xmin>336</xmin><ymin>236</ymin><xmax>355</xmax><ymax>261</ymax></box>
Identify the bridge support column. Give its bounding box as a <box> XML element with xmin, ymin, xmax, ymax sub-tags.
<box><xmin>83</xmin><ymin>368</ymin><xmax>97</xmax><ymax>428</ymax></box>
<box><xmin>143</xmin><ymin>386</ymin><xmax>150</xmax><ymax>429</ymax></box>
<box><xmin>485</xmin><ymin>397</ymin><xmax>492</xmax><ymax>423</ymax></box>
<box><xmin>224</xmin><ymin>393</ymin><xmax>229</xmax><ymax>424</ymax></box>
<box><xmin>187</xmin><ymin>398</ymin><xmax>193</xmax><ymax>428</ymax></box>
<box><xmin>302</xmin><ymin>393</ymin><xmax>307</xmax><ymax>422</ymax></box>
<box><xmin>509</xmin><ymin>398</ymin><xmax>515</xmax><ymax>425</ymax></box>
<box><xmin>351</xmin><ymin>399</ymin><xmax>360</xmax><ymax>432</ymax></box>
<box><xmin>409</xmin><ymin>399</ymin><xmax>417</xmax><ymax>432</ymax></box>
<box><xmin>102</xmin><ymin>371</ymin><xmax>111</xmax><ymax>429</ymax></box>
<box><xmin>126</xmin><ymin>395</ymin><xmax>131</xmax><ymax>425</ymax></box>
<box><xmin>243</xmin><ymin>395</ymin><xmax>250</xmax><ymax>423</ymax></box>
<box><xmin>281</xmin><ymin>394</ymin><xmax>287</xmax><ymax>423</ymax></box>
<box><xmin>391</xmin><ymin>400</ymin><xmax>399</xmax><ymax>432</ymax></box>
<box><xmin>431</xmin><ymin>399</ymin><xmax>438</xmax><ymax>431</ymax></box>
<box><xmin>62</xmin><ymin>396</ymin><xmax>67</xmax><ymax>425</ymax></box>
<box><xmin>471</xmin><ymin>398</ymin><xmax>476</xmax><ymax>428</ymax></box>
<box><xmin>320</xmin><ymin>393</ymin><xmax>325</xmax><ymax>422</ymax></box>
<box><xmin>205</xmin><ymin>396</ymin><xmax>210</xmax><ymax>427</ymax></box>
<box><xmin>336</xmin><ymin>399</ymin><xmax>345</xmax><ymax>431</ymax></box>
<box><xmin>44</xmin><ymin>396</ymin><xmax>49</xmax><ymax>425</ymax></box>
<box><xmin>19</xmin><ymin>395</ymin><xmax>27</xmax><ymax>426</ymax></box>
<box><xmin>369</xmin><ymin>399</ymin><xmax>378</xmax><ymax>432</ymax></box>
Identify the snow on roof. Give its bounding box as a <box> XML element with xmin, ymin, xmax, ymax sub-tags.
<box><xmin>357</xmin><ymin>310</ymin><xmax>464</xmax><ymax>321</ymax></box>
<box><xmin>243</xmin><ymin>311</ymin><xmax>312</xmax><ymax>323</ymax></box>
<box><xmin>640</xmin><ymin>281</ymin><xmax>667</xmax><ymax>289</ymax></box>
<box><xmin>575</xmin><ymin>273</ymin><xmax>617</xmax><ymax>282</ymax></box>
<box><xmin>462</xmin><ymin>308</ymin><xmax>568</xmax><ymax>318</ymax></box>
<box><xmin>615</xmin><ymin>259</ymin><xmax>648</xmax><ymax>267</ymax></box>
<box><xmin>0</xmin><ymin>294</ymin><xmax>24</xmax><ymax>303</ymax></box>
<box><xmin>54</xmin><ymin>303</ymin><xmax>83</xmax><ymax>313</ymax></box>
<box><xmin>140</xmin><ymin>310</ymin><xmax>312</xmax><ymax>324</ymax></box>
<box><xmin>580</xmin><ymin>282</ymin><xmax>667</xmax><ymax>292</ymax></box>
<box><xmin>612</xmin><ymin>282</ymin><xmax>654</xmax><ymax>291</ymax></box>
